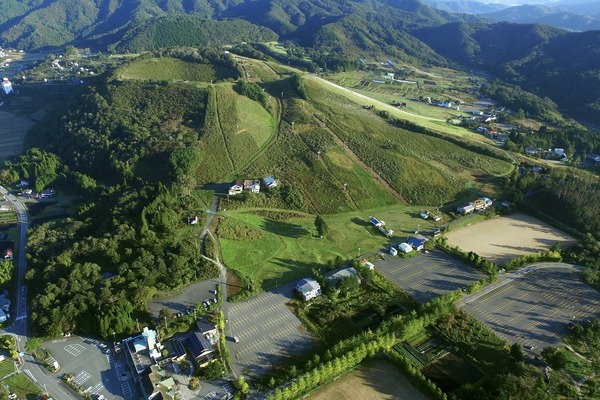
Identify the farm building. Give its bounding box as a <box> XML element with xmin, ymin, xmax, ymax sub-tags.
<box><xmin>295</xmin><ymin>278</ymin><xmax>321</xmax><ymax>301</ymax></box>
<box><xmin>407</xmin><ymin>235</ymin><xmax>427</xmax><ymax>251</ymax></box>
<box><xmin>244</xmin><ymin>179</ymin><xmax>261</xmax><ymax>194</ymax></box>
<box><xmin>398</xmin><ymin>242</ymin><xmax>413</xmax><ymax>254</ymax></box>
<box><xmin>325</xmin><ymin>267</ymin><xmax>360</xmax><ymax>286</ymax></box>
<box><xmin>228</xmin><ymin>180</ymin><xmax>243</xmax><ymax>196</ymax></box>
<box><xmin>457</xmin><ymin>204</ymin><xmax>475</xmax><ymax>215</ymax></box>
<box><xmin>262</xmin><ymin>176</ymin><xmax>278</xmax><ymax>189</ymax></box>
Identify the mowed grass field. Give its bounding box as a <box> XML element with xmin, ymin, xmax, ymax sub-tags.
<box><xmin>445</xmin><ymin>213</ymin><xmax>577</xmax><ymax>264</ymax></box>
<box><xmin>306</xmin><ymin>359</ymin><xmax>428</xmax><ymax>400</ymax></box>
<box><xmin>219</xmin><ymin>203</ymin><xmax>441</xmax><ymax>287</ymax></box>
<box><xmin>117</xmin><ymin>57</ymin><xmax>237</xmax><ymax>82</ymax></box>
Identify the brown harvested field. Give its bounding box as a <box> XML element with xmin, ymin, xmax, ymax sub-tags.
<box><xmin>306</xmin><ymin>359</ymin><xmax>427</xmax><ymax>400</ymax></box>
<box><xmin>445</xmin><ymin>213</ymin><xmax>576</xmax><ymax>264</ymax></box>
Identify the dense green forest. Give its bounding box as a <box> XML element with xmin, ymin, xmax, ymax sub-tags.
<box><xmin>0</xmin><ymin>71</ymin><xmax>226</xmax><ymax>338</ymax></box>
<box><xmin>113</xmin><ymin>15</ymin><xmax>278</xmax><ymax>52</ymax></box>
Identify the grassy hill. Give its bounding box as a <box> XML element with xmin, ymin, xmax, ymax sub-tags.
<box><xmin>117</xmin><ymin>57</ymin><xmax>238</xmax><ymax>81</ymax></box>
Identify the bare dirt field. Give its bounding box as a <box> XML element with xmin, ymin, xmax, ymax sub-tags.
<box><xmin>445</xmin><ymin>213</ymin><xmax>576</xmax><ymax>264</ymax></box>
<box><xmin>306</xmin><ymin>359</ymin><xmax>427</xmax><ymax>400</ymax></box>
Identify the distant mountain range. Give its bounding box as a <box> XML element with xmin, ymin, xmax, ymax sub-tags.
<box><xmin>423</xmin><ymin>0</ymin><xmax>600</xmax><ymax>31</ymax></box>
<box><xmin>1</xmin><ymin>0</ymin><xmax>600</xmax><ymax>123</ymax></box>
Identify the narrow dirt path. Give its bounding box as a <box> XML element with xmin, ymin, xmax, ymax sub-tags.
<box><xmin>312</xmin><ymin>114</ymin><xmax>407</xmax><ymax>204</ymax></box>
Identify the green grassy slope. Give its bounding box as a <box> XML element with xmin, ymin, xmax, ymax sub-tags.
<box><xmin>117</xmin><ymin>57</ymin><xmax>237</xmax><ymax>82</ymax></box>
<box><xmin>304</xmin><ymin>78</ymin><xmax>513</xmax><ymax>206</ymax></box>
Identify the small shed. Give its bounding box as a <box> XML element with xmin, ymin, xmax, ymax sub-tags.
<box><xmin>398</xmin><ymin>242</ymin><xmax>413</xmax><ymax>254</ymax></box>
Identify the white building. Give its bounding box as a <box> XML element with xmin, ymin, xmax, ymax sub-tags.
<box><xmin>398</xmin><ymin>242</ymin><xmax>413</xmax><ymax>254</ymax></box>
<box><xmin>1</xmin><ymin>78</ymin><xmax>13</xmax><ymax>95</ymax></box>
<box><xmin>295</xmin><ymin>278</ymin><xmax>321</xmax><ymax>301</ymax></box>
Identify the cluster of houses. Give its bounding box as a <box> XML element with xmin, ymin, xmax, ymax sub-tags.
<box><xmin>294</xmin><ymin>267</ymin><xmax>360</xmax><ymax>301</ymax></box>
<box><xmin>120</xmin><ymin>320</ymin><xmax>219</xmax><ymax>399</ymax></box>
<box><xmin>456</xmin><ymin>197</ymin><xmax>493</xmax><ymax>215</ymax></box>
<box><xmin>525</xmin><ymin>147</ymin><xmax>569</xmax><ymax>162</ymax></box>
<box><xmin>413</xmin><ymin>96</ymin><xmax>461</xmax><ymax>111</ymax></box>
<box><xmin>228</xmin><ymin>176</ymin><xmax>277</xmax><ymax>196</ymax></box>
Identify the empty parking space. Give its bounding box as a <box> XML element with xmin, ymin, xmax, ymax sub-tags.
<box><xmin>64</xmin><ymin>343</ymin><xmax>86</xmax><ymax>356</ymax></box>
<box><xmin>462</xmin><ymin>266</ymin><xmax>600</xmax><ymax>352</ymax></box>
<box><xmin>72</xmin><ymin>370</ymin><xmax>91</xmax><ymax>386</ymax></box>
<box><xmin>374</xmin><ymin>250</ymin><xmax>483</xmax><ymax>303</ymax></box>
<box><xmin>228</xmin><ymin>283</ymin><xmax>314</xmax><ymax>377</ymax></box>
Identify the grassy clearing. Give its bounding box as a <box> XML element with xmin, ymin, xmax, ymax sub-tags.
<box><xmin>118</xmin><ymin>57</ymin><xmax>237</xmax><ymax>82</ymax></box>
<box><xmin>0</xmin><ymin>358</ymin><xmax>14</xmax><ymax>378</ymax></box>
<box><xmin>218</xmin><ymin>203</ymin><xmax>442</xmax><ymax>287</ymax></box>
<box><xmin>3</xmin><ymin>372</ymin><xmax>42</xmax><ymax>400</ymax></box>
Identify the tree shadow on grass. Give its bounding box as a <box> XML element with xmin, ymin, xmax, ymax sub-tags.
<box><xmin>351</xmin><ymin>217</ymin><xmax>370</xmax><ymax>227</ymax></box>
<box><xmin>261</xmin><ymin>219</ymin><xmax>308</xmax><ymax>238</ymax></box>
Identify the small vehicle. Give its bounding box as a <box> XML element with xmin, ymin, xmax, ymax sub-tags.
<box><xmin>234</xmin><ymin>336</ymin><xmax>240</xmax><ymax>343</ymax></box>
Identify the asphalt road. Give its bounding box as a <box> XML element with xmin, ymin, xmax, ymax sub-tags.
<box><xmin>0</xmin><ymin>186</ymin><xmax>80</xmax><ymax>400</ymax></box>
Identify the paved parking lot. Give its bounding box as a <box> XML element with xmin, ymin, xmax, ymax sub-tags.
<box><xmin>43</xmin><ymin>336</ymin><xmax>136</xmax><ymax>399</ymax></box>
<box><xmin>228</xmin><ymin>284</ymin><xmax>314</xmax><ymax>377</ymax></box>
<box><xmin>462</xmin><ymin>266</ymin><xmax>600</xmax><ymax>353</ymax></box>
<box><xmin>374</xmin><ymin>249</ymin><xmax>483</xmax><ymax>303</ymax></box>
<box><xmin>148</xmin><ymin>279</ymin><xmax>219</xmax><ymax>318</ymax></box>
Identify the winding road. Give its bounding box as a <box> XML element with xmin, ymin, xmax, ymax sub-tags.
<box><xmin>0</xmin><ymin>187</ymin><xmax>78</xmax><ymax>400</ymax></box>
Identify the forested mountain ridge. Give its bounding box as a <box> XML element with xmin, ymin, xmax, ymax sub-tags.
<box><xmin>3</xmin><ymin>0</ymin><xmax>600</xmax><ymax>122</ymax></box>
<box><xmin>413</xmin><ymin>23</ymin><xmax>600</xmax><ymax>121</ymax></box>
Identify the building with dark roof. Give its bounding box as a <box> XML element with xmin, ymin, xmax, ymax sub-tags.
<box><xmin>167</xmin><ymin>331</ymin><xmax>214</xmax><ymax>367</ymax></box>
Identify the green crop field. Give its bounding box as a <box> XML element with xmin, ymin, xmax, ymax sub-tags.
<box><xmin>117</xmin><ymin>57</ymin><xmax>237</xmax><ymax>82</ymax></box>
<box><xmin>3</xmin><ymin>371</ymin><xmax>41</xmax><ymax>399</ymax></box>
